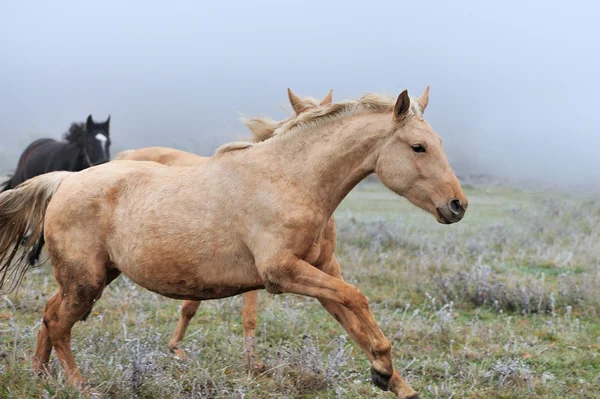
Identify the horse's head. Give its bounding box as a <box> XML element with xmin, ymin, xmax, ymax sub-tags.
<box><xmin>84</xmin><ymin>115</ymin><xmax>111</xmax><ymax>166</ymax></box>
<box><xmin>375</xmin><ymin>87</ymin><xmax>468</xmax><ymax>224</ymax></box>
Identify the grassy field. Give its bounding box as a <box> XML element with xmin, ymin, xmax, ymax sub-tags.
<box><xmin>1</xmin><ymin>181</ymin><xmax>599</xmax><ymax>398</ymax></box>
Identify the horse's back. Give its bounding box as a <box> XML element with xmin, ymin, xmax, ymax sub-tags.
<box><xmin>11</xmin><ymin>138</ymin><xmax>69</xmax><ymax>185</ymax></box>
<box><xmin>116</xmin><ymin>146</ymin><xmax>205</xmax><ymax>167</ymax></box>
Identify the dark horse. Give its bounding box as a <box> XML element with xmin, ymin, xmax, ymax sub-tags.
<box><xmin>1</xmin><ymin>115</ymin><xmax>111</xmax><ymax>265</ymax></box>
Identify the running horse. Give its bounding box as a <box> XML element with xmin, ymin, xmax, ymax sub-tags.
<box><xmin>0</xmin><ymin>87</ymin><xmax>467</xmax><ymax>399</ymax></box>
<box><xmin>0</xmin><ymin>115</ymin><xmax>111</xmax><ymax>265</ymax></box>
<box><xmin>114</xmin><ymin>88</ymin><xmax>333</xmax><ymax>371</ymax></box>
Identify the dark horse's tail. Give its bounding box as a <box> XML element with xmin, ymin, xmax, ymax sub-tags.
<box><xmin>0</xmin><ymin>171</ymin><xmax>71</xmax><ymax>295</ymax></box>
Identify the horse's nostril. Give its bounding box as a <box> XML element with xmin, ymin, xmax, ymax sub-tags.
<box><xmin>449</xmin><ymin>198</ymin><xmax>463</xmax><ymax>215</ymax></box>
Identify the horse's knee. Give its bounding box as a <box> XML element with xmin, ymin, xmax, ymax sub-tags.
<box><xmin>342</xmin><ymin>287</ymin><xmax>369</xmax><ymax>312</ymax></box>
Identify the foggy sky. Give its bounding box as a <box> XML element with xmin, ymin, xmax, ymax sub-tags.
<box><xmin>1</xmin><ymin>0</ymin><xmax>598</xmax><ymax>187</ymax></box>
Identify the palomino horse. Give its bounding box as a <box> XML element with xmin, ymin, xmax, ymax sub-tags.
<box><xmin>113</xmin><ymin>89</ymin><xmax>334</xmax><ymax>371</ymax></box>
<box><xmin>0</xmin><ymin>88</ymin><xmax>467</xmax><ymax>399</ymax></box>
<box><xmin>1</xmin><ymin>115</ymin><xmax>111</xmax><ymax>266</ymax></box>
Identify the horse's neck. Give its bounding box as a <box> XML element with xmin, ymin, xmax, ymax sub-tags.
<box><xmin>266</xmin><ymin>113</ymin><xmax>388</xmax><ymax>216</ymax></box>
<box><xmin>61</xmin><ymin>141</ymin><xmax>86</xmax><ymax>171</ymax></box>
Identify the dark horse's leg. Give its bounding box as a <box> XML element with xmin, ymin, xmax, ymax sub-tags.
<box><xmin>27</xmin><ymin>234</ymin><xmax>45</xmax><ymax>266</ymax></box>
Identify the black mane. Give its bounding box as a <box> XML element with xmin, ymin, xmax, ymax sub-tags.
<box><xmin>62</xmin><ymin>122</ymin><xmax>87</xmax><ymax>143</ymax></box>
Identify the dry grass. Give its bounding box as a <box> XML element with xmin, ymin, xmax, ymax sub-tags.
<box><xmin>1</xmin><ymin>182</ymin><xmax>599</xmax><ymax>398</ymax></box>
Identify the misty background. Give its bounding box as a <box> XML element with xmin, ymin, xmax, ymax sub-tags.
<box><xmin>1</xmin><ymin>0</ymin><xmax>598</xmax><ymax>187</ymax></box>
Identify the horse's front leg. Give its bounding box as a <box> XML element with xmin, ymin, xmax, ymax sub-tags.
<box><xmin>317</xmin><ymin>256</ymin><xmax>418</xmax><ymax>399</ymax></box>
<box><xmin>259</xmin><ymin>255</ymin><xmax>418</xmax><ymax>399</ymax></box>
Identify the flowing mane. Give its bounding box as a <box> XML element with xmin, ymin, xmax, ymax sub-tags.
<box><xmin>216</xmin><ymin>94</ymin><xmax>334</xmax><ymax>156</ymax></box>
<box><xmin>62</xmin><ymin>122</ymin><xmax>86</xmax><ymax>143</ymax></box>
<box><xmin>240</xmin><ymin>116</ymin><xmax>283</xmax><ymax>143</ymax></box>
<box><xmin>270</xmin><ymin>93</ymin><xmax>424</xmax><ymax>140</ymax></box>
<box><xmin>240</xmin><ymin>94</ymin><xmax>328</xmax><ymax>143</ymax></box>
<box><xmin>217</xmin><ymin>93</ymin><xmax>425</xmax><ymax>156</ymax></box>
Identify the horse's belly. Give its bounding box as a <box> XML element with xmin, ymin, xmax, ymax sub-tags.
<box><xmin>146</xmin><ymin>281</ymin><xmax>265</xmax><ymax>301</ymax></box>
<box><xmin>114</xmin><ymin>252</ymin><xmax>264</xmax><ymax>301</ymax></box>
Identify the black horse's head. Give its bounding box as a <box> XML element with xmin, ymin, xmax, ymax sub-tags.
<box><xmin>83</xmin><ymin>115</ymin><xmax>111</xmax><ymax>166</ymax></box>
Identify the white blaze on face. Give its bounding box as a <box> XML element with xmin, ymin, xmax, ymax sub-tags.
<box><xmin>95</xmin><ymin>133</ymin><xmax>108</xmax><ymax>144</ymax></box>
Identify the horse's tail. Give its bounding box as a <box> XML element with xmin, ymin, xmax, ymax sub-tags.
<box><xmin>113</xmin><ymin>149</ymin><xmax>135</xmax><ymax>160</ymax></box>
<box><xmin>0</xmin><ymin>171</ymin><xmax>71</xmax><ymax>294</ymax></box>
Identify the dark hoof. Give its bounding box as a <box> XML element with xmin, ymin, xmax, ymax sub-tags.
<box><xmin>407</xmin><ymin>395</ymin><xmax>420</xmax><ymax>399</ymax></box>
<box><xmin>370</xmin><ymin>367</ymin><xmax>391</xmax><ymax>391</ymax></box>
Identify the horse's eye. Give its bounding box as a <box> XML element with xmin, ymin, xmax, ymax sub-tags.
<box><xmin>411</xmin><ymin>144</ymin><xmax>426</xmax><ymax>153</ymax></box>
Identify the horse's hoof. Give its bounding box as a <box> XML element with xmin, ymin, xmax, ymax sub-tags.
<box><xmin>68</xmin><ymin>374</ymin><xmax>86</xmax><ymax>388</ymax></box>
<box><xmin>170</xmin><ymin>347</ymin><xmax>190</xmax><ymax>361</ymax></box>
<box><xmin>31</xmin><ymin>360</ymin><xmax>50</xmax><ymax>377</ymax></box>
<box><xmin>31</xmin><ymin>367</ymin><xmax>49</xmax><ymax>377</ymax></box>
<box><xmin>371</xmin><ymin>366</ymin><xmax>392</xmax><ymax>391</ymax></box>
<box><xmin>249</xmin><ymin>360</ymin><xmax>265</xmax><ymax>376</ymax></box>
<box><xmin>81</xmin><ymin>386</ymin><xmax>102</xmax><ymax>398</ymax></box>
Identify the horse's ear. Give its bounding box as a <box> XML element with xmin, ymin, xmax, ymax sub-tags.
<box><xmin>86</xmin><ymin>115</ymin><xmax>94</xmax><ymax>129</ymax></box>
<box><xmin>320</xmin><ymin>89</ymin><xmax>333</xmax><ymax>106</ymax></box>
<box><xmin>104</xmin><ymin>115</ymin><xmax>110</xmax><ymax>132</ymax></box>
<box><xmin>287</xmin><ymin>88</ymin><xmax>307</xmax><ymax>114</ymax></box>
<box><xmin>417</xmin><ymin>86</ymin><xmax>429</xmax><ymax>113</ymax></box>
<box><xmin>393</xmin><ymin>90</ymin><xmax>411</xmax><ymax>120</ymax></box>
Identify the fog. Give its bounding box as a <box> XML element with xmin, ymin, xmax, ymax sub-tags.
<box><xmin>1</xmin><ymin>0</ymin><xmax>598</xmax><ymax>187</ymax></box>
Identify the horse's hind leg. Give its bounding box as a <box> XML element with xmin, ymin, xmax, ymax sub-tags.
<box><xmin>32</xmin><ymin>293</ymin><xmax>59</xmax><ymax>373</ymax></box>
<box><xmin>241</xmin><ymin>290</ymin><xmax>264</xmax><ymax>373</ymax></box>
<box><xmin>80</xmin><ymin>269</ymin><xmax>121</xmax><ymax>322</ymax></box>
<box><xmin>168</xmin><ymin>300</ymin><xmax>201</xmax><ymax>359</ymax></box>
<box><xmin>35</xmin><ymin>257</ymin><xmax>108</xmax><ymax>386</ymax></box>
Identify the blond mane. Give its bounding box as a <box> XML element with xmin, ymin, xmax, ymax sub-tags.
<box><xmin>217</xmin><ymin>93</ymin><xmax>421</xmax><ymax>155</ymax></box>
<box><xmin>214</xmin><ymin>141</ymin><xmax>254</xmax><ymax>156</ymax></box>
<box><xmin>240</xmin><ymin>116</ymin><xmax>284</xmax><ymax>143</ymax></box>
<box><xmin>270</xmin><ymin>93</ymin><xmax>424</xmax><ymax>140</ymax></box>
<box><xmin>216</xmin><ymin>95</ymin><xmax>329</xmax><ymax>156</ymax></box>
<box><xmin>240</xmin><ymin>95</ymin><xmax>324</xmax><ymax>143</ymax></box>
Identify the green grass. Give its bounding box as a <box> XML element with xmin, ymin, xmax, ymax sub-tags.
<box><xmin>1</xmin><ymin>181</ymin><xmax>600</xmax><ymax>398</ymax></box>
